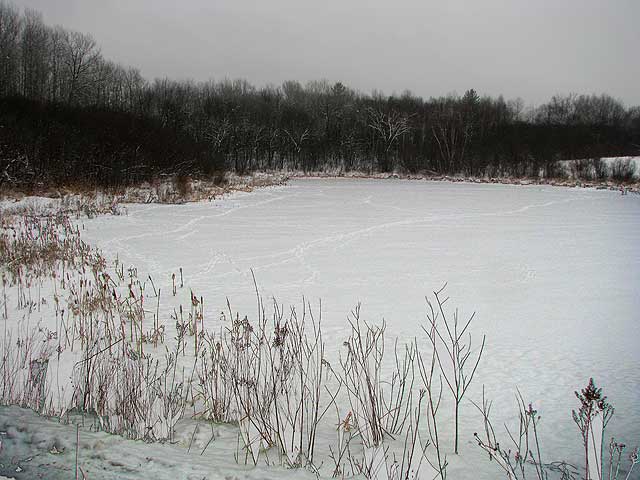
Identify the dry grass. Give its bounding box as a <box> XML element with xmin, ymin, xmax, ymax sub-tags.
<box><xmin>0</xmin><ymin>208</ymin><xmax>449</xmax><ymax>478</ymax></box>
<box><xmin>0</xmin><ymin>203</ymin><xmax>636</xmax><ymax>480</ymax></box>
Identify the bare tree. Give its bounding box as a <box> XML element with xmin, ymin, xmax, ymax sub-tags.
<box><xmin>431</xmin><ymin>97</ymin><xmax>473</xmax><ymax>173</ymax></box>
<box><xmin>283</xmin><ymin>127</ymin><xmax>310</xmax><ymax>169</ymax></box>
<box><xmin>20</xmin><ymin>9</ymin><xmax>48</xmax><ymax>99</ymax></box>
<box><xmin>64</xmin><ymin>30</ymin><xmax>101</xmax><ymax>104</ymax></box>
<box><xmin>0</xmin><ymin>1</ymin><xmax>21</xmax><ymax>96</ymax></box>
<box><xmin>367</xmin><ymin>107</ymin><xmax>412</xmax><ymax>171</ymax></box>
<box><xmin>45</xmin><ymin>25</ymin><xmax>67</xmax><ymax>103</ymax></box>
<box><xmin>122</xmin><ymin>66</ymin><xmax>146</xmax><ymax>112</ymax></box>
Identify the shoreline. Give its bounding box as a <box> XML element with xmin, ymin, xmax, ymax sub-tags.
<box><xmin>1</xmin><ymin>169</ymin><xmax>638</xmax><ymax>216</ymax></box>
<box><xmin>286</xmin><ymin>170</ymin><xmax>640</xmax><ymax>194</ymax></box>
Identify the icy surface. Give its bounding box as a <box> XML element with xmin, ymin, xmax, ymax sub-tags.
<box><xmin>3</xmin><ymin>178</ymin><xmax>640</xmax><ymax>478</ymax></box>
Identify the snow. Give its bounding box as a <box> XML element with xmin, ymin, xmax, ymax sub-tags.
<box><xmin>2</xmin><ymin>178</ymin><xmax>639</xmax><ymax>479</ymax></box>
<box><xmin>0</xmin><ymin>405</ymin><xmax>317</xmax><ymax>480</ymax></box>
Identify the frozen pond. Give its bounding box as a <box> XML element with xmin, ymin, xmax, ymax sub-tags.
<box><xmin>79</xmin><ymin>178</ymin><xmax>640</xmax><ymax>476</ymax></box>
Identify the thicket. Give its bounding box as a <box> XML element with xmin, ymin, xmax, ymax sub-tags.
<box><xmin>1</xmin><ymin>1</ymin><xmax>639</xmax><ymax>188</ymax></box>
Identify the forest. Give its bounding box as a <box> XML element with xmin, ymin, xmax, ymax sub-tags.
<box><xmin>1</xmin><ymin>2</ymin><xmax>639</xmax><ymax>187</ymax></box>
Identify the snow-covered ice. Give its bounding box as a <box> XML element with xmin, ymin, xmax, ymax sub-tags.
<box><xmin>2</xmin><ymin>178</ymin><xmax>639</xmax><ymax>479</ymax></box>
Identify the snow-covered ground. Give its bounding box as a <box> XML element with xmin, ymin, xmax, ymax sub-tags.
<box><xmin>0</xmin><ymin>405</ymin><xmax>319</xmax><ymax>480</ymax></box>
<box><xmin>2</xmin><ymin>178</ymin><xmax>639</xmax><ymax>479</ymax></box>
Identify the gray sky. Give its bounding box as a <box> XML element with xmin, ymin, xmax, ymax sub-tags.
<box><xmin>13</xmin><ymin>0</ymin><xmax>640</xmax><ymax>105</ymax></box>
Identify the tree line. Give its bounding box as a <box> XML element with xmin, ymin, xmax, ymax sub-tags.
<box><xmin>1</xmin><ymin>1</ymin><xmax>639</xmax><ymax>188</ymax></box>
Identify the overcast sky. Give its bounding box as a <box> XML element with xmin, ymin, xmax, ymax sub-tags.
<box><xmin>12</xmin><ymin>0</ymin><xmax>640</xmax><ymax>105</ymax></box>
